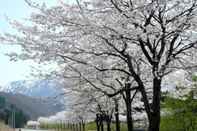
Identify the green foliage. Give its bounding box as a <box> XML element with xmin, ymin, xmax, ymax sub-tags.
<box><xmin>161</xmin><ymin>91</ymin><xmax>197</xmax><ymax>131</ymax></box>
<box><xmin>15</xmin><ymin>110</ymin><xmax>28</xmax><ymax>128</ymax></box>
<box><xmin>85</xmin><ymin>121</ymin><xmax>96</xmax><ymax>130</ymax></box>
<box><xmin>192</xmin><ymin>75</ymin><xmax>197</xmax><ymax>82</ymax></box>
<box><xmin>0</xmin><ymin>96</ymin><xmax>5</xmax><ymax>108</ymax></box>
<box><xmin>0</xmin><ymin>100</ymin><xmax>28</xmax><ymax>128</ymax></box>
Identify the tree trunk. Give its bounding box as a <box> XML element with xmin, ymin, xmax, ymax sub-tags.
<box><xmin>67</xmin><ymin>122</ymin><xmax>69</xmax><ymax>129</ymax></box>
<box><xmin>100</xmin><ymin>120</ymin><xmax>104</xmax><ymax>131</ymax></box>
<box><xmin>96</xmin><ymin>114</ymin><xmax>100</xmax><ymax>131</ymax></box>
<box><xmin>107</xmin><ymin>120</ymin><xmax>111</xmax><ymax>131</ymax></box>
<box><xmin>82</xmin><ymin>122</ymin><xmax>85</xmax><ymax>131</ymax></box>
<box><xmin>76</xmin><ymin>124</ymin><xmax>78</xmax><ymax>131</ymax></box>
<box><xmin>114</xmin><ymin>99</ymin><xmax>120</xmax><ymax>131</ymax></box>
<box><xmin>73</xmin><ymin>124</ymin><xmax>75</xmax><ymax>131</ymax></box>
<box><xmin>71</xmin><ymin>124</ymin><xmax>73</xmax><ymax>131</ymax></box>
<box><xmin>106</xmin><ymin>113</ymin><xmax>112</xmax><ymax>131</ymax></box>
<box><xmin>125</xmin><ymin>84</ymin><xmax>134</xmax><ymax>131</ymax></box>
<box><xmin>148</xmin><ymin>77</ymin><xmax>161</xmax><ymax>131</ymax></box>
<box><xmin>96</xmin><ymin>121</ymin><xmax>100</xmax><ymax>131</ymax></box>
<box><xmin>79</xmin><ymin>122</ymin><xmax>82</xmax><ymax>131</ymax></box>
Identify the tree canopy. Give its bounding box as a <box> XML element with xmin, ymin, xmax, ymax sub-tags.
<box><xmin>0</xmin><ymin>0</ymin><xmax>197</xmax><ymax>131</ymax></box>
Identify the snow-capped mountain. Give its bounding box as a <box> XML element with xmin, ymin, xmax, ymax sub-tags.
<box><xmin>0</xmin><ymin>79</ymin><xmax>64</xmax><ymax>98</ymax></box>
<box><xmin>0</xmin><ymin>79</ymin><xmax>68</xmax><ymax>119</ymax></box>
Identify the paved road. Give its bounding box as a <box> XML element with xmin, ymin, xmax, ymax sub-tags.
<box><xmin>16</xmin><ymin>129</ymin><xmax>50</xmax><ymax>131</ymax></box>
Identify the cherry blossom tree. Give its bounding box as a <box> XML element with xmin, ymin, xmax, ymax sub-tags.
<box><xmin>62</xmin><ymin>62</ymin><xmax>141</xmax><ymax>131</ymax></box>
<box><xmin>1</xmin><ymin>0</ymin><xmax>197</xmax><ymax>131</ymax></box>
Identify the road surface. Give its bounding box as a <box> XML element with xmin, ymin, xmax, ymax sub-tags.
<box><xmin>16</xmin><ymin>129</ymin><xmax>50</xmax><ymax>131</ymax></box>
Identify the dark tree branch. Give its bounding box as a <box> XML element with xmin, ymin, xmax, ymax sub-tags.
<box><xmin>166</xmin><ymin>2</ymin><xmax>197</xmax><ymax>24</ymax></box>
<box><xmin>138</xmin><ymin>37</ymin><xmax>153</xmax><ymax>65</ymax></box>
<box><xmin>131</xmin><ymin>89</ymin><xmax>138</xmax><ymax>103</ymax></box>
<box><xmin>108</xmin><ymin>86</ymin><xmax>139</xmax><ymax>98</ymax></box>
<box><xmin>94</xmin><ymin>66</ymin><xmax>131</xmax><ymax>76</ymax></box>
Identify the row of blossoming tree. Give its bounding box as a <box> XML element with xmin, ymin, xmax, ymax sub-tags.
<box><xmin>1</xmin><ymin>0</ymin><xmax>197</xmax><ymax>131</ymax></box>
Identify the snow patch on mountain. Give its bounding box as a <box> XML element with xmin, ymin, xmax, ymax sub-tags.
<box><xmin>0</xmin><ymin>79</ymin><xmax>64</xmax><ymax>98</ymax></box>
<box><xmin>0</xmin><ymin>79</ymin><xmax>68</xmax><ymax>112</ymax></box>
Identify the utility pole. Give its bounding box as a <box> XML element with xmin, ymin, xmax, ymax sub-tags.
<box><xmin>13</xmin><ymin>109</ymin><xmax>15</xmax><ymax>131</ymax></box>
<box><xmin>11</xmin><ymin>105</ymin><xmax>15</xmax><ymax>131</ymax></box>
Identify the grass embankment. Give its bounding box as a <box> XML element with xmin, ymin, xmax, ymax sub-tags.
<box><xmin>85</xmin><ymin>122</ymin><xmax>128</xmax><ymax>131</ymax></box>
<box><xmin>0</xmin><ymin>122</ymin><xmax>10</xmax><ymax>131</ymax></box>
<box><xmin>40</xmin><ymin>122</ymin><xmax>139</xmax><ymax>131</ymax></box>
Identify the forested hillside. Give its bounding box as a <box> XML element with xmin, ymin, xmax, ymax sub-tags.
<box><xmin>0</xmin><ymin>95</ymin><xmax>28</xmax><ymax>128</ymax></box>
<box><xmin>0</xmin><ymin>92</ymin><xmax>63</xmax><ymax>120</ymax></box>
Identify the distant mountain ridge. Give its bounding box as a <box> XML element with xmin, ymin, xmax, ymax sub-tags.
<box><xmin>0</xmin><ymin>79</ymin><xmax>64</xmax><ymax>98</ymax></box>
<box><xmin>0</xmin><ymin>79</ymin><xmax>66</xmax><ymax>120</ymax></box>
<box><xmin>0</xmin><ymin>92</ymin><xmax>63</xmax><ymax>120</ymax></box>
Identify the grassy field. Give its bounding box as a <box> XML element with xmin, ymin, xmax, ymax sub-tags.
<box><xmin>85</xmin><ymin>122</ymin><xmax>128</xmax><ymax>131</ymax></box>
<box><xmin>40</xmin><ymin>122</ymin><xmax>144</xmax><ymax>131</ymax></box>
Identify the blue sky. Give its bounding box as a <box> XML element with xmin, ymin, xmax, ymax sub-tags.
<box><xmin>0</xmin><ymin>0</ymin><xmax>62</xmax><ymax>86</ymax></box>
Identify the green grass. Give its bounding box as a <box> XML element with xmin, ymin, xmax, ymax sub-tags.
<box><xmin>85</xmin><ymin>122</ymin><xmax>128</xmax><ymax>131</ymax></box>
<box><xmin>40</xmin><ymin>121</ymin><xmax>132</xmax><ymax>131</ymax></box>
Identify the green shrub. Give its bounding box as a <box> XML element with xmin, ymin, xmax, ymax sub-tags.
<box><xmin>161</xmin><ymin>91</ymin><xmax>197</xmax><ymax>131</ymax></box>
